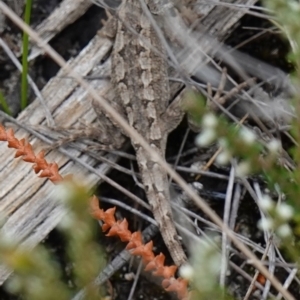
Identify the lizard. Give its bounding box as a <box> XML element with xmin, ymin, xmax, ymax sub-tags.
<box><xmin>92</xmin><ymin>0</ymin><xmax>188</xmax><ymax>266</ymax></box>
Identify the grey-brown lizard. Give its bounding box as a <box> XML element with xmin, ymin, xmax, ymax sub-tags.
<box><xmin>93</xmin><ymin>0</ymin><xmax>187</xmax><ymax>266</ymax></box>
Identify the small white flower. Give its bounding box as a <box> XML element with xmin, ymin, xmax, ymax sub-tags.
<box><xmin>235</xmin><ymin>161</ymin><xmax>251</xmax><ymax>177</ymax></box>
<box><xmin>195</xmin><ymin>128</ymin><xmax>216</xmax><ymax>147</ymax></box>
<box><xmin>276</xmin><ymin>224</ymin><xmax>292</xmax><ymax>238</ymax></box>
<box><xmin>191</xmin><ymin>181</ymin><xmax>203</xmax><ymax>191</ymax></box>
<box><xmin>179</xmin><ymin>264</ymin><xmax>194</xmax><ymax>280</ymax></box>
<box><xmin>189</xmin><ymin>162</ymin><xmax>206</xmax><ymax>177</ymax></box>
<box><xmin>216</xmin><ymin>150</ymin><xmax>231</xmax><ymax>165</ymax></box>
<box><xmin>218</xmin><ymin>138</ymin><xmax>228</xmax><ymax>148</ymax></box>
<box><xmin>258</xmin><ymin>195</ymin><xmax>274</xmax><ymax>211</ymax></box>
<box><xmin>288</xmin><ymin>1</ymin><xmax>300</xmax><ymax>12</ymax></box>
<box><xmin>5</xmin><ymin>277</ymin><xmax>22</xmax><ymax>293</ymax></box>
<box><xmin>258</xmin><ymin>217</ymin><xmax>274</xmax><ymax>231</ymax></box>
<box><xmin>53</xmin><ymin>182</ymin><xmax>74</xmax><ymax>203</ymax></box>
<box><xmin>267</xmin><ymin>139</ymin><xmax>281</xmax><ymax>153</ymax></box>
<box><xmin>0</xmin><ymin>232</ymin><xmax>19</xmax><ymax>248</ymax></box>
<box><xmin>202</xmin><ymin>113</ymin><xmax>218</xmax><ymax>129</ymax></box>
<box><xmin>276</xmin><ymin>203</ymin><xmax>294</xmax><ymax>220</ymax></box>
<box><xmin>124</xmin><ymin>272</ymin><xmax>135</xmax><ymax>281</ymax></box>
<box><xmin>239</xmin><ymin>127</ymin><xmax>256</xmax><ymax>145</ymax></box>
<box><xmin>57</xmin><ymin>211</ymin><xmax>75</xmax><ymax>230</ymax></box>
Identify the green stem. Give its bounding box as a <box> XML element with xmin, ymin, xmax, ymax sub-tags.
<box><xmin>0</xmin><ymin>90</ymin><xmax>11</xmax><ymax>115</ymax></box>
<box><xmin>21</xmin><ymin>0</ymin><xmax>32</xmax><ymax>110</ymax></box>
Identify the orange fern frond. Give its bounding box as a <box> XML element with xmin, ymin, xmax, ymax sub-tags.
<box><xmin>89</xmin><ymin>196</ymin><xmax>190</xmax><ymax>300</ymax></box>
<box><xmin>0</xmin><ymin>124</ymin><xmax>63</xmax><ymax>183</ymax></box>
